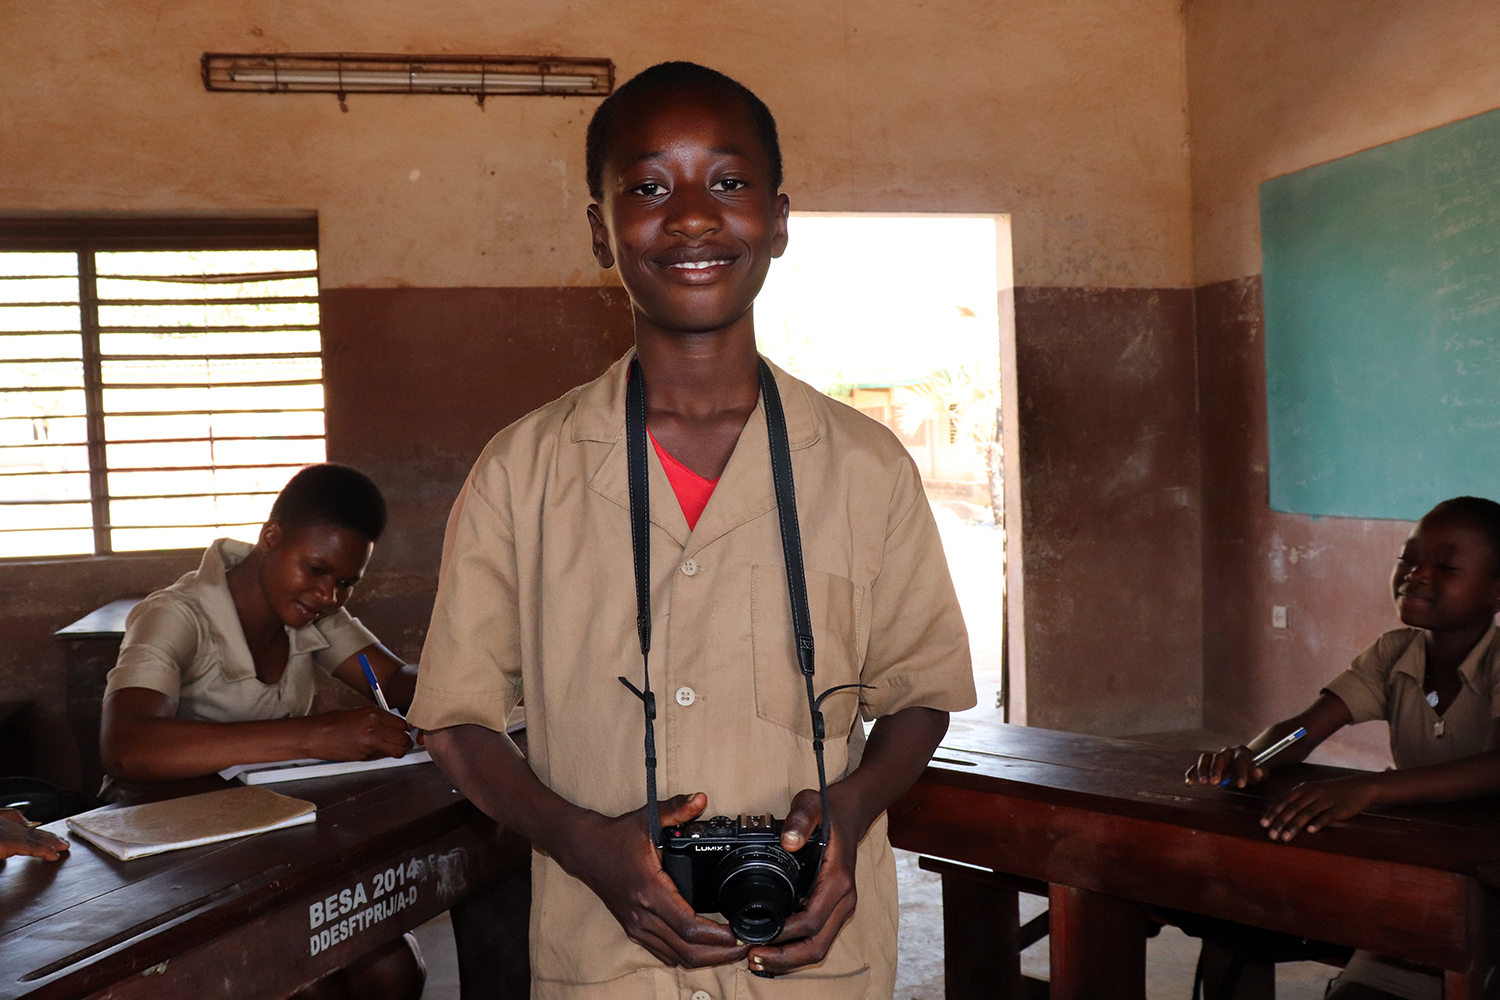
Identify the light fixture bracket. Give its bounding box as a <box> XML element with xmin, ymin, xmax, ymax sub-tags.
<box><xmin>202</xmin><ymin>52</ymin><xmax>614</xmax><ymax>99</ymax></box>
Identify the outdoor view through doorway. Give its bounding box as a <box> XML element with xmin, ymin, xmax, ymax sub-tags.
<box><xmin>755</xmin><ymin>213</ymin><xmax>1012</xmax><ymax>726</ymax></box>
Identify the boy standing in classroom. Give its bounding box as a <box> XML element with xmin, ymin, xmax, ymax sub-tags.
<box><xmin>410</xmin><ymin>62</ymin><xmax>976</xmax><ymax>998</ymax></box>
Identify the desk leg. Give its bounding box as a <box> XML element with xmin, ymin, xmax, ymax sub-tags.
<box><xmin>1447</xmin><ymin>880</ymin><xmax>1500</xmax><ymax>1000</ymax></box>
<box><xmin>1047</xmin><ymin>885</ymin><xmax>1146</xmax><ymax>1000</ymax></box>
<box><xmin>940</xmin><ymin>873</ymin><xmax>1021</xmax><ymax>999</ymax></box>
<box><xmin>451</xmin><ymin>850</ymin><xmax>532</xmax><ymax>999</ymax></box>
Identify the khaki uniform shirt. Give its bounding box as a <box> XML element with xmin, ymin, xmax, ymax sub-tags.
<box><xmin>1323</xmin><ymin>624</ymin><xmax>1500</xmax><ymax>769</ymax></box>
<box><xmin>106</xmin><ymin>538</ymin><xmax>379</xmax><ymax>721</ymax></box>
<box><xmin>409</xmin><ymin>353</ymin><xmax>976</xmax><ymax>1000</ymax></box>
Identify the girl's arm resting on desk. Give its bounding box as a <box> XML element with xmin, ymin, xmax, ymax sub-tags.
<box><xmin>424</xmin><ymin>724</ymin><xmax>748</xmax><ymax>971</ymax></box>
<box><xmin>330</xmin><ymin>642</ymin><xmax>419</xmax><ymax>711</ymax></box>
<box><xmin>1264</xmin><ymin>717</ymin><xmax>1500</xmax><ymax>842</ymax></box>
<box><xmin>1186</xmin><ymin>692</ymin><xmax>1354</xmax><ymax>789</ymax></box>
<box><xmin>100</xmin><ymin>687</ymin><xmax>411</xmax><ymax>782</ymax></box>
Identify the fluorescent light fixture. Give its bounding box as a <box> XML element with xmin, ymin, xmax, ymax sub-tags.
<box><xmin>202</xmin><ymin>53</ymin><xmax>613</xmax><ymax>99</ymax></box>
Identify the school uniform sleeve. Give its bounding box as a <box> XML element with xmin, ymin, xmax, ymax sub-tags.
<box><xmin>1322</xmin><ymin>630</ymin><xmax>1414</xmax><ymax>724</ymax></box>
<box><xmin>407</xmin><ymin>462</ymin><xmax>523</xmax><ymax>733</ymax></box>
<box><xmin>309</xmin><ymin>608</ymin><xmax>379</xmax><ymax>672</ymax></box>
<box><xmin>104</xmin><ymin>595</ymin><xmax>200</xmax><ymax>704</ymax></box>
<box><xmin>858</xmin><ymin>457</ymin><xmax>977</xmax><ymax>721</ymax></box>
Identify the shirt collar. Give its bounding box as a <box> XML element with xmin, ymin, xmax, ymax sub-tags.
<box><xmin>188</xmin><ymin>537</ymin><xmax>329</xmax><ymax>683</ymax></box>
<box><xmin>570</xmin><ymin>349</ymin><xmax>822</xmax><ymax>451</ymax></box>
<box><xmin>1460</xmin><ymin>624</ymin><xmax>1499</xmax><ymax>687</ymax></box>
<box><xmin>1391</xmin><ymin>623</ymin><xmax>1499</xmax><ymax>690</ymax></box>
<box><xmin>581</xmin><ymin>350</ymin><xmax>823</xmax><ymax>555</ymax></box>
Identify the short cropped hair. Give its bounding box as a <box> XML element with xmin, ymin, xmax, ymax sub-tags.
<box><xmin>268</xmin><ymin>464</ymin><xmax>387</xmax><ymax>542</ymax></box>
<box><xmin>585</xmin><ymin>61</ymin><xmax>782</xmax><ymax>201</ymax></box>
<box><xmin>1429</xmin><ymin>496</ymin><xmax>1500</xmax><ymax>576</ymax></box>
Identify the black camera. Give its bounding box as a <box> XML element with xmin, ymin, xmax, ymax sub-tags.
<box><xmin>661</xmin><ymin>813</ymin><xmax>822</xmax><ymax>944</ymax></box>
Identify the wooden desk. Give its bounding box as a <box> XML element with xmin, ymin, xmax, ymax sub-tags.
<box><xmin>0</xmin><ymin>762</ymin><xmax>527</xmax><ymax>1000</ymax></box>
<box><xmin>54</xmin><ymin>598</ymin><xmax>143</xmax><ymax>796</ymax></box>
<box><xmin>888</xmin><ymin>722</ymin><xmax>1500</xmax><ymax>1000</ymax></box>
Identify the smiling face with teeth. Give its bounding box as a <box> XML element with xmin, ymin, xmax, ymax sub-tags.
<box><xmin>587</xmin><ymin>83</ymin><xmax>790</xmax><ymax>341</ymax></box>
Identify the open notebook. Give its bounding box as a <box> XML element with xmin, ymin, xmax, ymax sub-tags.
<box><xmin>67</xmin><ymin>786</ymin><xmax>315</xmax><ymax>861</ymax></box>
<box><xmin>218</xmin><ymin>750</ymin><xmax>433</xmax><ymax>785</ymax></box>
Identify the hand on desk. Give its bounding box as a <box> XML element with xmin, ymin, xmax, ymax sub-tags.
<box><xmin>746</xmin><ymin>785</ymin><xmax>859</xmax><ymax>977</ymax></box>
<box><xmin>0</xmin><ymin>808</ymin><xmax>69</xmax><ymax>862</ymax></box>
<box><xmin>1261</xmin><ymin>775</ymin><xmax>1379</xmax><ymax>842</ymax></box>
<box><xmin>1186</xmin><ymin>745</ymin><xmax>1266</xmax><ymax>789</ymax></box>
<box><xmin>305</xmin><ymin>705</ymin><xmax>413</xmax><ymax>762</ymax></box>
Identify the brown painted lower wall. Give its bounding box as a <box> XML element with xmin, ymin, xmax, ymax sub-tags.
<box><xmin>0</xmin><ymin>552</ymin><xmax>199</xmax><ymax>789</ymax></box>
<box><xmin>318</xmin><ymin>286</ymin><xmax>635</xmax><ymax>662</ymax></box>
<box><xmin>1013</xmin><ymin>286</ymin><xmax>1203</xmax><ymax>735</ymax></box>
<box><xmin>321</xmin><ymin>286</ymin><xmax>636</xmax><ymax>582</ymax></box>
<box><xmin>1196</xmin><ymin>276</ymin><xmax>1404</xmax><ymax>768</ymax></box>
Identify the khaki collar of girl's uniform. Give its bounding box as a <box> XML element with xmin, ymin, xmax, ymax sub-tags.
<box><xmin>188</xmin><ymin>537</ymin><xmax>331</xmax><ymax>684</ymax></box>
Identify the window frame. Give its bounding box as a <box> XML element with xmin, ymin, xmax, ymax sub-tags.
<box><xmin>0</xmin><ymin>213</ymin><xmax>320</xmax><ymax>558</ymax></box>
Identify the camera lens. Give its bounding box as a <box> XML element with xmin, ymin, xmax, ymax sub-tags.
<box><xmin>716</xmin><ymin>847</ymin><xmax>800</xmax><ymax>944</ymax></box>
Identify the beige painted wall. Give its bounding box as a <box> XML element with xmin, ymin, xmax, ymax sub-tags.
<box><xmin>1187</xmin><ymin>0</ymin><xmax>1500</xmax><ymax>284</ymax></box>
<box><xmin>1187</xmin><ymin>0</ymin><xmax>1500</xmax><ymax>762</ymax></box>
<box><xmin>0</xmin><ymin>0</ymin><xmax>1192</xmax><ymax>290</ymax></box>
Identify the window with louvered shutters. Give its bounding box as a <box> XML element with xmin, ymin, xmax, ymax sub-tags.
<box><xmin>0</xmin><ymin>223</ymin><xmax>324</xmax><ymax>558</ymax></box>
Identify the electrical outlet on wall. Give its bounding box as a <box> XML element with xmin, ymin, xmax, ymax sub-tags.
<box><xmin>1272</xmin><ymin>605</ymin><xmax>1288</xmax><ymax>629</ymax></box>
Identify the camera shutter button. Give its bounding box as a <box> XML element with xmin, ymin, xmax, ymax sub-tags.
<box><xmin>675</xmin><ymin>686</ymin><xmax>696</xmax><ymax>707</ymax></box>
<box><xmin>680</xmin><ymin>558</ymin><xmax>699</xmax><ymax>576</ymax></box>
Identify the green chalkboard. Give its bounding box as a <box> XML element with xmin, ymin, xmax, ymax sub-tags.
<box><xmin>1261</xmin><ymin>107</ymin><xmax>1500</xmax><ymax>521</ymax></box>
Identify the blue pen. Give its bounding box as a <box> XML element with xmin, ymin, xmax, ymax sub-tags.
<box><xmin>1219</xmin><ymin>727</ymin><xmax>1306</xmax><ymax>786</ymax></box>
<box><xmin>359</xmin><ymin>653</ymin><xmax>393</xmax><ymax>713</ymax></box>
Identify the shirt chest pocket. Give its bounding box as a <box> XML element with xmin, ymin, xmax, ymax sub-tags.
<box><xmin>750</xmin><ymin>564</ymin><xmax>864</xmax><ymax>741</ymax></box>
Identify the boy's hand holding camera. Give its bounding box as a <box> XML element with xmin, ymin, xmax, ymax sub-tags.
<box><xmin>559</xmin><ymin>791</ymin><xmax>747</xmax><ymax>968</ymax></box>
<box><xmin>750</xmin><ymin>704</ymin><xmax>947</xmax><ymax>974</ymax></box>
<box><xmin>428</xmin><ymin>704</ymin><xmax>945</xmax><ymax>973</ymax></box>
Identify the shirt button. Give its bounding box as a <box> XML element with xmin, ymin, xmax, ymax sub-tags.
<box><xmin>675</xmin><ymin>686</ymin><xmax>696</xmax><ymax>707</ymax></box>
<box><xmin>691</xmin><ymin>992</ymin><xmax>712</xmax><ymax>1000</ymax></box>
<box><xmin>680</xmin><ymin>559</ymin><xmax>699</xmax><ymax>576</ymax></box>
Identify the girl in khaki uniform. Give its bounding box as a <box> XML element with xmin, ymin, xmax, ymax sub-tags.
<box><xmin>410</xmin><ymin>63</ymin><xmax>976</xmax><ymax>999</ymax></box>
<box><xmin>100</xmin><ymin>464</ymin><xmax>424</xmax><ymax>1000</ymax></box>
<box><xmin>1189</xmin><ymin>496</ymin><xmax>1500</xmax><ymax>999</ymax></box>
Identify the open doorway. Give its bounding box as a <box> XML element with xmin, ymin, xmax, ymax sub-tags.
<box><xmin>755</xmin><ymin>213</ymin><xmax>1018</xmax><ymax>727</ymax></box>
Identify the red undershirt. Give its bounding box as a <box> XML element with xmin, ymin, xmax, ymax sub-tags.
<box><xmin>649</xmin><ymin>430</ymin><xmax>718</xmax><ymax>530</ymax></box>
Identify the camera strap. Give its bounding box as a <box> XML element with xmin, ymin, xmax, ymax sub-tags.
<box><xmin>619</xmin><ymin>356</ymin><xmax>860</xmax><ymax>850</ymax></box>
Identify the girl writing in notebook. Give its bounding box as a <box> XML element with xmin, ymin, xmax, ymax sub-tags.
<box><xmin>1188</xmin><ymin>495</ymin><xmax>1500</xmax><ymax>999</ymax></box>
<box><xmin>99</xmin><ymin>463</ymin><xmax>422</xmax><ymax>1000</ymax></box>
